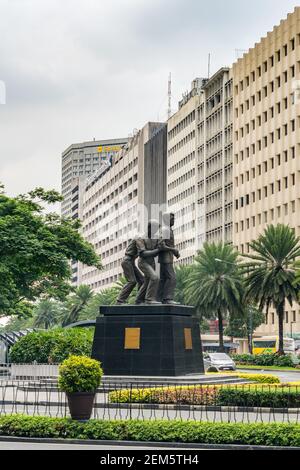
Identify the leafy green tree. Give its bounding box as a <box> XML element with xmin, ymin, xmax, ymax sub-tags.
<box><xmin>224</xmin><ymin>305</ymin><xmax>265</xmax><ymax>353</ymax></box>
<box><xmin>243</xmin><ymin>224</ymin><xmax>300</xmax><ymax>355</ymax></box>
<box><xmin>185</xmin><ymin>243</ymin><xmax>244</xmax><ymax>352</ymax></box>
<box><xmin>61</xmin><ymin>285</ymin><xmax>94</xmax><ymax>326</ymax></box>
<box><xmin>0</xmin><ymin>186</ymin><xmax>101</xmax><ymax>317</ymax></box>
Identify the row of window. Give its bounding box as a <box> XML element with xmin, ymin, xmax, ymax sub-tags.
<box><xmin>236</xmin><ymin>66</ymin><xmax>298</xmax><ymax>112</ymax></box>
<box><xmin>168</xmin><ymin>151</ymin><xmax>195</xmax><ymax>177</ymax></box>
<box><xmin>236</xmin><ymin>94</ymin><xmax>294</xmax><ymax>130</ymax></box>
<box><xmin>236</xmin><ymin>201</ymin><xmax>297</xmax><ymax>234</ymax></box>
<box><xmin>168</xmin><ymin>168</ymin><xmax>195</xmax><ymax>191</ymax></box>
<box><xmin>168</xmin><ymin>130</ymin><xmax>196</xmax><ymax>156</ymax></box>
<box><xmin>235</xmin><ymin>35</ymin><xmax>300</xmax><ymax>94</ymax></box>
<box><xmin>236</xmin><ymin>175</ymin><xmax>297</xmax><ymax>210</ymax></box>
<box><xmin>265</xmin><ymin>310</ymin><xmax>299</xmax><ymax>326</ymax></box>
<box><xmin>84</xmin><ymin>159</ymin><xmax>138</xmax><ymax>210</ymax></box>
<box><xmin>235</xmin><ymin>118</ymin><xmax>297</xmax><ymax>143</ymax></box>
<box><xmin>168</xmin><ymin>110</ymin><xmax>195</xmax><ymax>141</ymax></box>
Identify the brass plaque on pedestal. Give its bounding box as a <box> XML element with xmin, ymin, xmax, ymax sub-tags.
<box><xmin>124</xmin><ymin>328</ymin><xmax>141</xmax><ymax>350</ymax></box>
<box><xmin>184</xmin><ymin>328</ymin><xmax>193</xmax><ymax>350</ymax></box>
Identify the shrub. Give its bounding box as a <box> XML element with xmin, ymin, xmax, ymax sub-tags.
<box><xmin>237</xmin><ymin>373</ymin><xmax>280</xmax><ymax>384</ymax></box>
<box><xmin>0</xmin><ymin>415</ymin><xmax>300</xmax><ymax>447</ymax></box>
<box><xmin>217</xmin><ymin>387</ymin><xmax>300</xmax><ymax>408</ymax></box>
<box><xmin>9</xmin><ymin>328</ymin><xmax>94</xmax><ymax>363</ymax></box>
<box><xmin>233</xmin><ymin>353</ymin><xmax>297</xmax><ymax>368</ymax></box>
<box><xmin>109</xmin><ymin>374</ymin><xmax>279</xmax><ymax>404</ymax></box>
<box><xmin>58</xmin><ymin>356</ymin><xmax>103</xmax><ymax>393</ymax></box>
<box><xmin>109</xmin><ymin>386</ymin><xmax>219</xmax><ymax>405</ymax></box>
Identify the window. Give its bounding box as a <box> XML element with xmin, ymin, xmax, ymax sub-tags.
<box><xmin>263</xmin><ymin>61</ymin><xmax>268</xmax><ymax>72</ymax></box>
<box><xmin>291</xmin><ymin>38</ymin><xmax>295</xmax><ymax>51</ymax></box>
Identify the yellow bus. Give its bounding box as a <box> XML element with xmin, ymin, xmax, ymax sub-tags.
<box><xmin>252</xmin><ymin>336</ymin><xmax>295</xmax><ymax>355</ymax></box>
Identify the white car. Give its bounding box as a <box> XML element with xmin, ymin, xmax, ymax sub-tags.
<box><xmin>204</xmin><ymin>353</ymin><xmax>236</xmax><ymax>371</ymax></box>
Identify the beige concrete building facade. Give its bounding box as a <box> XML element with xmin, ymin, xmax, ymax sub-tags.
<box><xmin>81</xmin><ymin>122</ymin><xmax>166</xmax><ymax>291</ymax></box>
<box><xmin>167</xmin><ymin>72</ymin><xmax>233</xmax><ymax>266</ymax></box>
<box><xmin>61</xmin><ymin>138</ymin><xmax>128</xmax><ymax>285</ymax></box>
<box><xmin>197</xmin><ymin>68</ymin><xmax>233</xmax><ymax>247</ymax></box>
<box><xmin>232</xmin><ymin>7</ymin><xmax>300</xmax><ymax>336</ymax></box>
<box><xmin>167</xmin><ymin>79</ymin><xmax>204</xmax><ymax>265</ymax></box>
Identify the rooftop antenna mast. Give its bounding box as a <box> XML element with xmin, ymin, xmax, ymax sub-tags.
<box><xmin>167</xmin><ymin>72</ymin><xmax>172</xmax><ymax>119</ymax></box>
<box><xmin>208</xmin><ymin>53</ymin><xmax>211</xmax><ymax>79</ymax></box>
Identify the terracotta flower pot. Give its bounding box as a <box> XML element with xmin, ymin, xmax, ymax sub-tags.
<box><xmin>66</xmin><ymin>391</ymin><xmax>96</xmax><ymax>420</ymax></box>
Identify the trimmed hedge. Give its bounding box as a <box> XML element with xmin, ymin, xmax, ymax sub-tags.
<box><xmin>233</xmin><ymin>354</ymin><xmax>298</xmax><ymax>368</ymax></box>
<box><xmin>9</xmin><ymin>328</ymin><xmax>94</xmax><ymax>364</ymax></box>
<box><xmin>109</xmin><ymin>373</ymin><xmax>281</xmax><ymax>405</ymax></box>
<box><xmin>217</xmin><ymin>387</ymin><xmax>300</xmax><ymax>408</ymax></box>
<box><xmin>236</xmin><ymin>373</ymin><xmax>279</xmax><ymax>384</ymax></box>
<box><xmin>109</xmin><ymin>383</ymin><xmax>300</xmax><ymax>407</ymax></box>
<box><xmin>0</xmin><ymin>415</ymin><xmax>300</xmax><ymax>447</ymax></box>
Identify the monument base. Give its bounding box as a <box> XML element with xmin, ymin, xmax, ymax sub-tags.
<box><xmin>91</xmin><ymin>305</ymin><xmax>204</xmax><ymax>377</ymax></box>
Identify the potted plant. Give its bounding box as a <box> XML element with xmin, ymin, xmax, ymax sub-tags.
<box><xmin>58</xmin><ymin>355</ymin><xmax>103</xmax><ymax>420</ymax></box>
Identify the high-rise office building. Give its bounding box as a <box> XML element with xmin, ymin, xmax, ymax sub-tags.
<box><xmin>61</xmin><ymin>138</ymin><xmax>128</xmax><ymax>218</ymax></box>
<box><xmin>197</xmin><ymin>68</ymin><xmax>233</xmax><ymax>247</ymax></box>
<box><xmin>167</xmin><ymin>72</ymin><xmax>233</xmax><ymax>266</ymax></box>
<box><xmin>61</xmin><ymin>138</ymin><xmax>128</xmax><ymax>284</ymax></box>
<box><xmin>81</xmin><ymin>122</ymin><xmax>167</xmax><ymax>291</ymax></box>
<box><xmin>232</xmin><ymin>7</ymin><xmax>300</xmax><ymax>335</ymax></box>
<box><xmin>167</xmin><ymin>78</ymin><xmax>205</xmax><ymax>265</ymax></box>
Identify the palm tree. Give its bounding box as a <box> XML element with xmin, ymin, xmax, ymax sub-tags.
<box><xmin>174</xmin><ymin>265</ymin><xmax>193</xmax><ymax>305</ymax></box>
<box><xmin>33</xmin><ymin>300</ymin><xmax>60</xmax><ymax>329</ymax></box>
<box><xmin>79</xmin><ymin>286</ymin><xmax>121</xmax><ymax>320</ymax></box>
<box><xmin>61</xmin><ymin>285</ymin><xmax>94</xmax><ymax>326</ymax></box>
<box><xmin>185</xmin><ymin>242</ymin><xmax>244</xmax><ymax>352</ymax></box>
<box><xmin>243</xmin><ymin>224</ymin><xmax>300</xmax><ymax>355</ymax></box>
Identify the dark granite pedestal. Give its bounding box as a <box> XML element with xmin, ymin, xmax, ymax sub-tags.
<box><xmin>91</xmin><ymin>305</ymin><xmax>204</xmax><ymax>377</ymax></box>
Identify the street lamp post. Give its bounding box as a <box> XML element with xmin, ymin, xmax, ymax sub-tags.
<box><xmin>291</xmin><ymin>321</ymin><xmax>296</xmax><ymax>339</ymax></box>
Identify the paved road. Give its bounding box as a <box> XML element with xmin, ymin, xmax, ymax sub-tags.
<box><xmin>238</xmin><ymin>369</ymin><xmax>300</xmax><ymax>383</ymax></box>
<box><xmin>0</xmin><ymin>404</ymin><xmax>298</xmax><ymax>423</ymax></box>
<box><xmin>0</xmin><ymin>441</ymin><xmax>199</xmax><ymax>450</ymax></box>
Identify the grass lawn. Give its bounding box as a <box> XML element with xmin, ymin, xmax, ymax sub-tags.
<box><xmin>236</xmin><ymin>364</ymin><xmax>300</xmax><ymax>372</ymax></box>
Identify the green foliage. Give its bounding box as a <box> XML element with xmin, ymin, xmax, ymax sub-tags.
<box><xmin>109</xmin><ymin>377</ymin><xmax>280</xmax><ymax>404</ymax></box>
<box><xmin>9</xmin><ymin>328</ymin><xmax>93</xmax><ymax>363</ymax></box>
<box><xmin>61</xmin><ymin>285</ymin><xmax>94</xmax><ymax>326</ymax></box>
<box><xmin>58</xmin><ymin>356</ymin><xmax>103</xmax><ymax>393</ymax></box>
<box><xmin>233</xmin><ymin>353</ymin><xmax>298</xmax><ymax>368</ymax></box>
<box><xmin>225</xmin><ymin>305</ymin><xmax>265</xmax><ymax>339</ymax></box>
<box><xmin>0</xmin><ymin>186</ymin><xmax>101</xmax><ymax>316</ymax></box>
<box><xmin>33</xmin><ymin>300</ymin><xmax>61</xmax><ymax>330</ymax></box>
<box><xmin>217</xmin><ymin>387</ymin><xmax>300</xmax><ymax>408</ymax></box>
<box><xmin>185</xmin><ymin>243</ymin><xmax>244</xmax><ymax>351</ymax></box>
<box><xmin>1</xmin><ymin>416</ymin><xmax>300</xmax><ymax>447</ymax></box>
<box><xmin>243</xmin><ymin>224</ymin><xmax>300</xmax><ymax>354</ymax></box>
<box><xmin>236</xmin><ymin>373</ymin><xmax>280</xmax><ymax>384</ymax></box>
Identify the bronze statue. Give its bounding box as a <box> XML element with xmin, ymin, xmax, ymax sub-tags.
<box><xmin>117</xmin><ymin>239</ymin><xmax>145</xmax><ymax>305</ymax></box>
<box><xmin>136</xmin><ymin>220</ymin><xmax>161</xmax><ymax>305</ymax></box>
<box><xmin>158</xmin><ymin>212</ymin><xmax>180</xmax><ymax>304</ymax></box>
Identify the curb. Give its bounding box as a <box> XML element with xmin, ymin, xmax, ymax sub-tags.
<box><xmin>236</xmin><ymin>367</ymin><xmax>300</xmax><ymax>373</ymax></box>
<box><xmin>2</xmin><ymin>401</ymin><xmax>300</xmax><ymax>414</ymax></box>
<box><xmin>0</xmin><ymin>435</ymin><xmax>299</xmax><ymax>450</ymax></box>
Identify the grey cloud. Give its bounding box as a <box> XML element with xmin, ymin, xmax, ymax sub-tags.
<box><xmin>0</xmin><ymin>0</ymin><xmax>299</xmax><ymax>196</ymax></box>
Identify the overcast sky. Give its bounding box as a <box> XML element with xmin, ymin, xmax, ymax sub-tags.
<box><xmin>0</xmin><ymin>0</ymin><xmax>299</xmax><ymax>196</ymax></box>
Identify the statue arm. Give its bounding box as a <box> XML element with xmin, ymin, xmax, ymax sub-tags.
<box><xmin>136</xmin><ymin>238</ymin><xmax>159</xmax><ymax>258</ymax></box>
<box><xmin>158</xmin><ymin>240</ymin><xmax>180</xmax><ymax>258</ymax></box>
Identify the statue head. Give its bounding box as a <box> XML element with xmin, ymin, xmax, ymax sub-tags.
<box><xmin>147</xmin><ymin>219</ymin><xmax>160</xmax><ymax>238</ymax></box>
<box><xmin>162</xmin><ymin>212</ymin><xmax>175</xmax><ymax>228</ymax></box>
